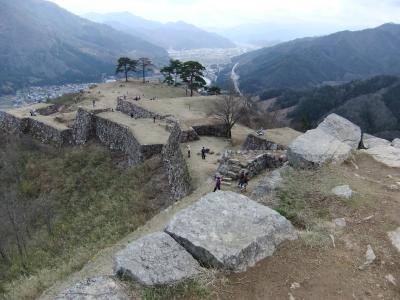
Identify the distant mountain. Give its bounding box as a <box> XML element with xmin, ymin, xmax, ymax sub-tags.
<box><xmin>0</xmin><ymin>0</ymin><xmax>168</xmax><ymax>95</ymax></box>
<box><xmin>266</xmin><ymin>75</ymin><xmax>400</xmax><ymax>139</ymax></box>
<box><xmin>83</xmin><ymin>12</ymin><xmax>236</xmax><ymax>50</ymax></box>
<box><xmin>217</xmin><ymin>23</ymin><xmax>400</xmax><ymax>94</ymax></box>
<box><xmin>215</xmin><ymin>22</ymin><xmax>362</xmax><ymax>47</ymax></box>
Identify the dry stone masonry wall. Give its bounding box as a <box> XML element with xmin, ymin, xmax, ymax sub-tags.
<box><xmin>116</xmin><ymin>98</ymin><xmax>166</xmax><ymax>119</ymax></box>
<box><xmin>217</xmin><ymin>150</ymin><xmax>287</xmax><ymax>180</ymax></box>
<box><xmin>0</xmin><ymin>111</ymin><xmax>29</xmax><ymax>133</ymax></box>
<box><xmin>28</xmin><ymin>118</ymin><xmax>73</xmax><ymax>146</ymax></box>
<box><xmin>162</xmin><ymin>123</ymin><xmax>192</xmax><ymax>200</ymax></box>
<box><xmin>243</xmin><ymin>133</ymin><xmax>286</xmax><ymax>151</ymax></box>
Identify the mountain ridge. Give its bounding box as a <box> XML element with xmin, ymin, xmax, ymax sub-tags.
<box><xmin>83</xmin><ymin>11</ymin><xmax>236</xmax><ymax>50</ymax></box>
<box><xmin>0</xmin><ymin>0</ymin><xmax>169</xmax><ymax>95</ymax></box>
<box><xmin>217</xmin><ymin>23</ymin><xmax>400</xmax><ymax>94</ymax></box>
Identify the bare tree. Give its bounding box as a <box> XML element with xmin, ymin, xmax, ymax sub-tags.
<box><xmin>213</xmin><ymin>93</ymin><xmax>247</xmax><ymax>138</ymax></box>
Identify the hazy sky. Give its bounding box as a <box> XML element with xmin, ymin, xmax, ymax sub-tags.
<box><xmin>48</xmin><ymin>0</ymin><xmax>400</xmax><ymax>29</ymax></box>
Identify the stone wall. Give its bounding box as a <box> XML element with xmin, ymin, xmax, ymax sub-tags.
<box><xmin>243</xmin><ymin>133</ymin><xmax>286</xmax><ymax>151</ymax></box>
<box><xmin>96</xmin><ymin>115</ymin><xmax>142</xmax><ymax>166</ymax></box>
<box><xmin>192</xmin><ymin>123</ymin><xmax>230</xmax><ymax>138</ymax></box>
<box><xmin>35</xmin><ymin>104</ymin><xmax>59</xmax><ymax>116</ymax></box>
<box><xmin>28</xmin><ymin>118</ymin><xmax>73</xmax><ymax>146</ymax></box>
<box><xmin>166</xmin><ymin>117</ymin><xmax>199</xmax><ymax>143</ymax></box>
<box><xmin>73</xmin><ymin>108</ymin><xmax>110</xmax><ymax>145</ymax></box>
<box><xmin>116</xmin><ymin>98</ymin><xmax>166</xmax><ymax>119</ymax></box>
<box><xmin>162</xmin><ymin>122</ymin><xmax>192</xmax><ymax>200</ymax></box>
<box><xmin>217</xmin><ymin>150</ymin><xmax>287</xmax><ymax>180</ymax></box>
<box><xmin>0</xmin><ymin>111</ymin><xmax>29</xmax><ymax>134</ymax></box>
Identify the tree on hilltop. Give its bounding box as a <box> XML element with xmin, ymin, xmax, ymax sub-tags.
<box><xmin>161</xmin><ymin>59</ymin><xmax>183</xmax><ymax>86</ymax></box>
<box><xmin>138</xmin><ymin>57</ymin><xmax>153</xmax><ymax>84</ymax></box>
<box><xmin>213</xmin><ymin>92</ymin><xmax>247</xmax><ymax>138</ymax></box>
<box><xmin>116</xmin><ymin>57</ymin><xmax>138</xmax><ymax>82</ymax></box>
<box><xmin>160</xmin><ymin>65</ymin><xmax>174</xmax><ymax>86</ymax></box>
<box><xmin>180</xmin><ymin>61</ymin><xmax>206</xmax><ymax>97</ymax></box>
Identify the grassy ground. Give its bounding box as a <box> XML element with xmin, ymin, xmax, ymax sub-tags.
<box><xmin>0</xmin><ymin>134</ymin><xmax>171</xmax><ymax>300</ymax></box>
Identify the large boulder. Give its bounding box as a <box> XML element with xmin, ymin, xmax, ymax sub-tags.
<box><xmin>362</xmin><ymin>133</ymin><xmax>391</xmax><ymax>149</ymax></box>
<box><xmin>331</xmin><ymin>185</ymin><xmax>353</xmax><ymax>199</ymax></box>
<box><xmin>288</xmin><ymin>114</ymin><xmax>361</xmax><ymax>168</ymax></box>
<box><xmin>165</xmin><ymin>191</ymin><xmax>298</xmax><ymax>272</ymax></box>
<box><xmin>318</xmin><ymin>114</ymin><xmax>362</xmax><ymax>149</ymax></box>
<box><xmin>287</xmin><ymin>128</ymin><xmax>352</xmax><ymax>167</ymax></box>
<box><xmin>365</xmin><ymin>145</ymin><xmax>400</xmax><ymax>168</ymax></box>
<box><xmin>392</xmin><ymin>138</ymin><xmax>400</xmax><ymax>149</ymax></box>
<box><xmin>114</xmin><ymin>232</ymin><xmax>202</xmax><ymax>286</ymax></box>
<box><xmin>55</xmin><ymin>276</ymin><xmax>129</xmax><ymax>300</ymax></box>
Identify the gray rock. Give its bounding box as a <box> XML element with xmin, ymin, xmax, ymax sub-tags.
<box><xmin>114</xmin><ymin>232</ymin><xmax>202</xmax><ymax>286</ymax></box>
<box><xmin>288</xmin><ymin>128</ymin><xmax>352</xmax><ymax>168</ymax></box>
<box><xmin>55</xmin><ymin>276</ymin><xmax>129</xmax><ymax>300</ymax></box>
<box><xmin>365</xmin><ymin>145</ymin><xmax>400</xmax><ymax>168</ymax></box>
<box><xmin>388</xmin><ymin>227</ymin><xmax>400</xmax><ymax>253</ymax></box>
<box><xmin>391</xmin><ymin>138</ymin><xmax>400</xmax><ymax>149</ymax></box>
<box><xmin>333</xmin><ymin>218</ymin><xmax>347</xmax><ymax>228</ymax></box>
<box><xmin>165</xmin><ymin>191</ymin><xmax>298</xmax><ymax>272</ymax></box>
<box><xmin>318</xmin><ymin>113</ymin><xmax>362</xmax><ymax>149</ymax></box>
<box><xmin>331</xmin><ymin>185</ymin><xmax>353</xmax><ymax>199</ymax></box>
<box><xmin>250</xmin><ymin>165</ymin><xmax>288</xmax><ymax>204</ymax></box>
<box><xmin>363</xmin><ymin>133</ymin><xmax>391</xmax><ymax>149</ymax></box>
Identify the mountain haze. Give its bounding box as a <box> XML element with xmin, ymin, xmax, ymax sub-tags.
<box><xmin>0</xmin><ymin>0</ymin><xmax>168</xmax><ymax>95</ymax></box>
<box><xmin>218</xmin><ymin>23</ymin><xmax>400</xmax><ymax>94</ymax></box>
<box><xmin>83</xmin><ymin>12</ymin><xmax>236</xmax><ymax>50</ymax></box>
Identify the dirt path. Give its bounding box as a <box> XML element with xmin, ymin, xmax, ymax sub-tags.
<box><xmin>214</xmin><ymin>153</ymin><xmax>400</xmax><ymax>300</ymax></box>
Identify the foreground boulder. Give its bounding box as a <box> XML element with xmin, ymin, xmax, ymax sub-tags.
<box><xmin>55</xmin><ymin>276</ymin><xmax>129</xmax><ymax>300</ymax></box>
<box><xmin>318</xmin><ymin>114</ymin><xmax>362</xmax><ymax>149</ymax></box>
<box><xmin>362</xmin><ymin>134</ymin><xmax>391</xmax><ymax>149</ymax></box>
<box><xmin>114</xmin><ymin>232</ymin><xmax>202</xmax><ymax>286</ymax></box>
<box><xmin>165</xmin><ymin>191</ymin><xmax>298</xmax><ymax>272</ymax></box>
<box><xmin>288</xmin><ymin>128</ymin><xmax>352</xmax><ymax>167</ymax></box>
<box><xmin>365</xmin><ymin>145</ymin><xmax>400</xmax><ymax>168</ymax></box>
<box><xmin>288</xmin><ymin>114</ymin><xmax>361</xmax><ymax>168</ymax></box>
<box><xmin>392</xmin><ymin>138</ymin><xmax>400</xmax><ymax>149</ymax></box>
<box><xmin>331</xmin><ymin>185</ymin><xmax>353</xmax><ymax>199</ymax></box>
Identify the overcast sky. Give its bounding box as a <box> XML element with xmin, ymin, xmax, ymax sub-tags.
<box><xmin>48</xmin><ymin>0</ymin><xmax>400</xmax><ymax>29</ymax></box>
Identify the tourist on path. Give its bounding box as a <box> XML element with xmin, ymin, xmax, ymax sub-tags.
<box><xmin>187</xmin><ymin>145</ymin><xmax>191</xmax><ymax>158</ymax></box>
<box><xmin>214</xmin><ymin>176</ymin><xmax>221</xmax><ymax>192</ymax></box>
<box><xmin>153</xmin><ymin>116</ymin><xmax>156</xmax><ymax>123</ymax></box>
<box><xmin>238</xmin><ymin>171</ymin><xmax>245</xmax><ymax>189</ymax></box>
<box><xmin>241</xmin><ymin>172</ymin><xmax>250</xmax><ymax>192</ymax></box>
<box><xmin>201</xmin><ymin>147</ymin><xmax>206</xmax><ymax>160</ymax></box>
<box><xmin>92</xmin><ymin>99</ymin><xmax>96</xmax><ymax>107</ymax></box>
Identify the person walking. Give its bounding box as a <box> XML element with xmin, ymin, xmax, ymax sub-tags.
<box><xmin>242</xmin><ymin>172</ymin><xmax>250</xmax><ymax>192</ymax></box>
<box><xmin>187</xmin><ymin>145</ymin><xmax>191</xmax><ymax>158</ymax></box>
<box><xmin>153</xmin><ymin>116</ymin><xmax>156</xmax><ymax>123</ymax></box>
<box><xmin>92</xmin><ymin>99</ymin><xmax>96</xmax><ymax>108</ymax></box>
<box><xmin>214</xmin><ymin>176</ymin><xmax>221</xmax><ymax>192</ymax></box>
<box><xmin>201</xmin><ymin>147</ymin><xmax>206</xmax><ymax>160</ymax></box>
<box><xmin>238</xmin><ymin>171</ymin><xmax>245</xmax><ymax>189</ymax></box>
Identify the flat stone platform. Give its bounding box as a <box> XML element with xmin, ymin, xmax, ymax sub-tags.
<box><xmin>96</xmin><ymin>111</ymin><xmax>170</xmax><ymax>146</ymax></box>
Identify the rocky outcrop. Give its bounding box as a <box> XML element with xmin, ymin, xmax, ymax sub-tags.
<box><xmin>114</xmin><ymin>232</ymin><xmax>202</xmax><ymax>286</ymax></box>
<box><xmin>362</xmin><ymin>134</ymin><xmax>391</xmax><ymax>149</ymax></box>
<box><xmin>217</xmin><ymin>150</ymin><xmax>286</xmax><ymax>180</ymax></box>
<box><xmin>318</xmin><ymin>114</ymin><xmax>362</xmax><ymax>149</ymax></box>
<box><xmin>365</xmin><ymin>145</ymin><xmax>400</xmax><ymax>168</ymax></box>
<box><xmin>331</xmin><ymin>185</ymin><xmax>353</xmax><ymax>199</ymax></box>
<box><xmin>162</xmin><ymin>123</ymin><xmax>192</xmax><ymax>200</ymax></box>
<box><xmin>243</xmin><ymin>133</ymin><xmax>286</xmax><ymax>151</ymax></box>
<box><xmin>165</xmin><ymin>191</ymin><xmax>298</xmax><ymax>272</ymax></box>
<box><xmin>55</xmin><ymin>276</ymin><xmax>129</xmax><ymax>300</ymax></box>
<box><xmin>288</xmin><ymin>114</ymin><xmax>361</xmax><ymax>168</ymax></box>
<box><xmin>116</xmin><ymin>98</ymin><xmax>165</xmax><ymax>119</ymax></box>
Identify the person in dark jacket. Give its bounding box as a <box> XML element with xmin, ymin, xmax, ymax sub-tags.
<box><xmin>201</xmin><ymin>147</ymin><xmax>206</xmax><ymax>160</ymax></box>
<box><xmin>214</xmin><ymin>176</ymin><xmax>221</xmax><ymax>192</ymax></box>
